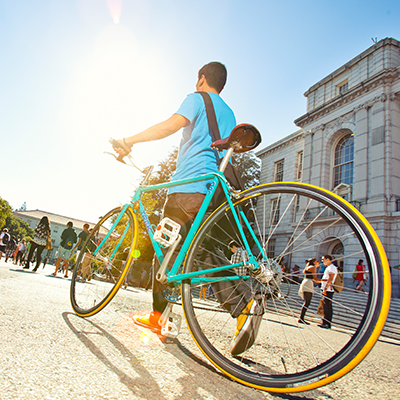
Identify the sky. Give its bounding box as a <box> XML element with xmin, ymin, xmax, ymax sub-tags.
<box><xmin>1</xmin><ymin>0</ymin><xmax>399</xmax><ymax>225</ymax></box>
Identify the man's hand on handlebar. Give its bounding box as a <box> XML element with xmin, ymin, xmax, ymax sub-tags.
<box><xmin>110</xmin><ymin>138</ymin><xmax>132</xmax><ymax>160</ymax></box>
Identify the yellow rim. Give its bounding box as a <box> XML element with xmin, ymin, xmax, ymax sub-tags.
<box><xmin>182</xmin><ymin>181</ymin><xmax>391</xmax><ymax>392</ymax></box>
<box><xmin>72</xmin><ymin>207</ymin><xmax>139</xmax><ymax>317</ymax></box>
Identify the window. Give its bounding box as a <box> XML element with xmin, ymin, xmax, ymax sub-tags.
<box><xmin>271</xmin><ymin>198</ymin><xmax>280</xmax><ymax>225</ymax></box>
<box><xmin>267</xmin><ymin>239</ymin><xmax>276</xmax><ymax>259</ymax></box>
<box><xmin>337</xmin><ymin>79</ymin><xmax>348</xmax><ymax>95</ymax></box>
<box><xmin>296</xmin><ymin>151</ymin><xmax>303</xmax><ymax>180</ymax></box>
<box><xmin>274</xmin><ymin>159</ymin><xmax>284</xmax><ymax>182</ymax></box>
<box><xmin>333</xmin><ymin>133</ymin><xmax>354</xmax><ymax>188</ymax></box>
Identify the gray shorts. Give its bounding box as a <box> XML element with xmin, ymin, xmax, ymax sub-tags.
<box><xmin>58</xmin><ymin>246</ymin><xmax>72</xmax><ymax>260</ymax></box>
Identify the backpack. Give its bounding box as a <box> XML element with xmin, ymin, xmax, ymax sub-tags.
<box><xmin>2</xmin><ymin>232</ymin><xmax>9</xmax><ymax>245</ymax></box>
<box><xmin>62</xmin><ymin>229</ymin><xmax>77</xmax><ymax>250</ymax></box>
<box><xmin>333</xmin><ymin>269</ymin><xmax>344</xmax><ymax>293</ymax></box>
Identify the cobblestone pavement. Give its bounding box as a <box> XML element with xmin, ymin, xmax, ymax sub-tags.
<box><xmin>1</xmin><ymin>259</ymin><xmax>399</xmax><ymax>400</ymax></box>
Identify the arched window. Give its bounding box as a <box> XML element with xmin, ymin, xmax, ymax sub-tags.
<box><xmin>333</xmin><ymin>133</ymin><xmax>354</xmax><ymax>187</ymax></box>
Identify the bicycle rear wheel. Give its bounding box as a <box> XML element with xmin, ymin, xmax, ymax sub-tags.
<box><xmin>181</xmin><ymin>182</ymin><xmax>390</xmax><ymax>393</ymax></box>
<box><xmin>70</xmin><ymin>206</ymin><xmax>138</xmax><ymax>317</ymax></box>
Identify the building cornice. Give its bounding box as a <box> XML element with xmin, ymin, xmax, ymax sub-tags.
<box><xmin>256</xmin><ymin>130</ymin><xmax>304</xmax><ymax>158</ymax></box>
<box><xmin>303</xmin><ymin>38</ymin><xmax>400</xmax><ymax>96</ymax></box>
<box><xmin>295</xmin><ymin>67</ymin><xmax>400</xmax><ymax>128</ymax></box>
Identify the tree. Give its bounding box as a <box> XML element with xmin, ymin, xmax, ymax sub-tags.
<box><xmin>0</xmin><ymin>197</ymin><xmax>12</xmax><ymax>228</ymax></box>
<box><xmin>231</xmin><ymin>151</ymin><xmax>261</xmax><ymax>189</ymax></box>
<box><xmin>5</xmin><ymin>214</ymin><xmax>35</xmax><ymax>241</ymax></box>
<box><xmin>0</xmin><ymin>196</ymin><xmax>34</xmax><ymax>240</ymax></box>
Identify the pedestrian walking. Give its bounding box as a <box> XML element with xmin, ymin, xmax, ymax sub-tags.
<box><xmin>298</xmin><ymin>258</ymin><xmax>319</xmax><ymax>324</ymax></box>
<box><xmin>4</xmin><ymin>235</ymin><xmax>17</xmax><ymax>262</ymax></box>
<box><xmin>14</xmin><ymin>239</ymin><xmax>27</xmax><ymax>265</ymax></box>
<box><xmin>355</xmin><ymin>259</ymin><xmax>366</xmax><ymax>292</ymax></box>
<box><xmin>229</xmin><ymin>240</ymin><xmax>249</xmax><ymax>276</ymax></box>
<box><xmin>24</xmin><ymin>217</ymin><xmax>51</xmax><ymax>272</ymax></box>
<box><xmin>52</xmin><ymin>221</ymin><xmax>77</xmax><ymax>278</ymax></box>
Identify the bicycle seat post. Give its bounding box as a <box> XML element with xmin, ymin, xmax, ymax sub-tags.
<box><xmin>218</xmin><ymin>147</ymin><xmax>234</xmax><ymax>173</ymax></box>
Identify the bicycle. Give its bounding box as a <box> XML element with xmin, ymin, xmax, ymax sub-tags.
<box><xmin>70</xmin><ymin>124</ymin><xmax>391</xmax><ymax>393</ymax></box>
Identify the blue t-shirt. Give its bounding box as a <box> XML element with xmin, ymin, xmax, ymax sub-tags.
<box><xmin>169</xmin><ymin>92</ymin><xmax>236</xmax><ymax>195</ymax></box>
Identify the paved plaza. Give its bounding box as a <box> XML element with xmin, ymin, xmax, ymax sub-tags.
<box><xmin>1</xmin><ymin>258</ymin><xmax>399</xmax><ymax>400</ymax></box>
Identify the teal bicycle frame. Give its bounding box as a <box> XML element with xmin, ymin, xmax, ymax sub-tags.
<box><xmin>96</xmin><ymin>170</ymin><xmax>266</xmax><ymax>287</ymax></box>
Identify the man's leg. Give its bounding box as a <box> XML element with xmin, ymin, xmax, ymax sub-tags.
<box><xmin>132</xmin><ymin>193</ymin><xmax>205</xmax><ymax>331</ymax></box>
<box><xmin>322</xmin><ymin>291</ymin><xmax>333</xmax><ymax>327</ymax></box>
<box><xmin>53</xmin><ymin>257</ymin><xmax>61</xmax><ymax>275</ymax></box>
<box><xmin>63</xmin><ymin>259</ymin><xmax>69</xmax><ymax>277</ymax></box>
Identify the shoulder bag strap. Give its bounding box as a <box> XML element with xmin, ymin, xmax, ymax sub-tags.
<box><xmin>197</xmin><ymin>91</ymin><xmax>221</xmax><ymax>142</ymax></box>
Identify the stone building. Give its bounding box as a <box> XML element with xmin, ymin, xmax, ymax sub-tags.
<box><xmin>256</xmin><ymin>37</ymin><xmax>400</xmax><ymax>297</ymax></box>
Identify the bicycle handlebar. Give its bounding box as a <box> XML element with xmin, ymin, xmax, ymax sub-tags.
<box><xmin>108</xmin><ymin>138</ymin><xmax>130</xmax><ymax>163</ymax></box>
<box><xmin>107</xmin><ymin>138</ymin><xmax>154</xmax><ymax>184</ymax></box>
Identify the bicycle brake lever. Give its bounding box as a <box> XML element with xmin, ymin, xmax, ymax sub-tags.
<box><xmin>104</xmin><ymin>152</ymin><xmax>128</xmax><ymax>165</ymax></box>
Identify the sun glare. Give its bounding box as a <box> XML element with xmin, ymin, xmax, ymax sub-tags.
<box><xmin>107</xmin><ymin>0</ymin><xmax>122</xmax><ymax>25</ymax></box>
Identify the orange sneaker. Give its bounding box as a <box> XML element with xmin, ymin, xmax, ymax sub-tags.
<box><xmin>132</xmin><ymin>311</ymin><xmax>163</xmax><ymax>334</ymax></box>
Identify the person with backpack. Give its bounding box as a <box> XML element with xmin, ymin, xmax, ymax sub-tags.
<box><xmin>0</xmin><ymin>228</ymin><xmax>10</xmax><ymax>259</ymax></box>
<box><xmin>24</xmin><ymin>216</ymin><xmax>51</xmax><ymax>271</ymax></box>
<box><xmin>52</xmin><ymin>221</ymin><xmax>77</xmax><ymax>278</ymax></box>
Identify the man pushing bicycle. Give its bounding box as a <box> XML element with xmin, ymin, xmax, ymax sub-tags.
<box><xmin>113</xmin><ymin>62</ymin><xmax>262</xmax><ymax>355</ymax></box>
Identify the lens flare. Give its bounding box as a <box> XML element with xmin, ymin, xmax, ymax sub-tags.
<box><xmin>132</xmin><ymin>249</ymin><xmax>141</xmax><ymax>258</ymax></box>
<box><xmin>107</xmin><ymin>0</ymin><xmax>122</xmax><ymax>25</ymax></box>
<box><xmin>140</xmin><ymin>330</ymin><xmax>151</xmax><ymax>345</ymax></box>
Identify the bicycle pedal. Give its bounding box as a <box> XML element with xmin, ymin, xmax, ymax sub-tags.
<box><xmin>161</xmin><ymin>313</ymin><xmax>182</xmax><ymax>338</ymax></box>
<box><xmin>153</xmin><ymin>217</ymin><xmax>181</xmax><ymax>247</ymax></box>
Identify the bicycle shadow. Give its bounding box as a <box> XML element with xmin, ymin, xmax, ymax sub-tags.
<box><xmin>166</xmin><ymin>339</ymin><xmax>332</xmax><ymax>400</ymax></box>
<box><xmin>62</xmin><ymin>312</ymin><xmax>166</xmax><ymax>399</ymax></box>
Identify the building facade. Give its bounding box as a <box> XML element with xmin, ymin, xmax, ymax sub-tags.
<box><xmin>257</xmin><ymin>38</ymin><xmax>400</xmax><ymax>297</ymax></box>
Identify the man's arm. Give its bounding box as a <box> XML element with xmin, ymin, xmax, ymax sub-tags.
<box><xmin>114</xmin><ymin>114</ymin><xmax>189</xmax><ymax>154</ymax></box>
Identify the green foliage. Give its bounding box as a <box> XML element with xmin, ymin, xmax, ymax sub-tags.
<box><xmin>231</xmin><ymin>151</ymin><xmax>261</xmax><ymax>189</ymax></box>
<box><xmin>5</xmin><ymin>214</ymin><xmax>35</xmax><ymax>241</ymax></box>
<box><xmin>0</xmin><ymin>197</ymin><xmax>12</xmax><ymax>228</ymax></box>
<box><xmin>0</xmin><ymin>196</ymin><xmax>35</xmax><ymax>240</ymax></box>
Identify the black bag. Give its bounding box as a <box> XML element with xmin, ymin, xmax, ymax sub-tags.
<box><xmin>197</xmin><ymin>91</ymin><xmax>245</xmax><ymax>192</ymax></box>
<box><xmin>2</xmin><ymin>232</ymin><xmax>9</xmax><ymax>245</ymax></box>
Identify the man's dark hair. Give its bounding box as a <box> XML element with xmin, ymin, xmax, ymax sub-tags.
<box><xmin>67</xmin><ymin>221</ymin><xmax>73</xmax><ymax>228</ymax></box>
<box><xmin>198</xmin><ymin>62</ymin><xmax>227</xmax><ymax>93</ymax></box>
<box><xmin>323</xmin><ymin>254</ymin><xmax>333</xmax><ymax>261</ymax></box>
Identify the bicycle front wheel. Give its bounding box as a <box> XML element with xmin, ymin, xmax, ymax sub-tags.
<box><xmin>70</xmin><ymin>206</ymin><xmax>138</xmax><ymax>317</ymax></box>
<box><xmin>181</xmin><ymin>182</ymin><xmax>390</xmax><ymax>393</ymax></box>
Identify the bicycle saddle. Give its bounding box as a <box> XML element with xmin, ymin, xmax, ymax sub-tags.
<box><xmin>211</xmin><ymin>124</ymin><xmax>261</xmax><ymax>153</ymax></box>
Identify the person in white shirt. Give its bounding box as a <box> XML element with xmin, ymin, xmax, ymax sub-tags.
<box><xmin>317</xmin><ymin>254</ymin><xmax>338</xmax><ymax>329</ymax></box>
